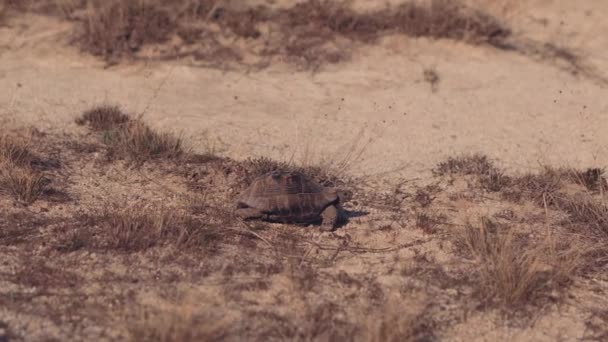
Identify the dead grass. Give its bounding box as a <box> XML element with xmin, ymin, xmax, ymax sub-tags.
<box><xmin>435</xmin><ymin>154</ymin><xmax>495</xmax><ymax>176</ymax></box>
<box><xmin>435</xmin><ymin>154</ymin><xmax>512</xmax><ymax>192</ymax></box>
<box><xmin>415</xmin><ymin>212</ymin><xmax>443</xmax><ymax>234</ymax></box>
<box><xmin>103</xmin><ymin>120</ymin><xmax>184</xmax><ymax>163</ymax></box>
<box><xmin>0</xmin><ymin>135</ymin><xmax>34</xmax><ymax>166</ymax></box>
<box><xmin>80</xmin><ymin>0</ymin><xmax>173</xmax><ymax>60</ymax></box>
<box><xmin>365</xmin><ymin>305</ymin><xmax>435</xmax><ymax>342</ymax></box>
<box><xmin>127</xmin><ymin>306</ymin><xmax>228</xmax><ymax>342</ymax></box>
<box><xmin>436</xmin><ymin>155</ymin><xmax>608</xmax><ymax>296</ymax></box>
<box><xmin>76</xmin><ymin>204</ymin><xmax>227</xmax><ymax>252</ymax></box>
<box><xmin>0</xmin><ymin>164</ymin><xmax>46</xmax><ymax>204</ymax></box>
<box><xmin>506</xmin><ymin>167</ymin><xmax>608</xmax><ymax>246</ymax></box>
<box><xmin>75</xmin><ymin>104</ymin><xmax>131</xmax><ymax>131</ymax></box>
<box><xmin>70</xmin><ymin>0</ymin><xmax>509</xmax><ymax>68</ymax></box>
<box><xmin>77</xmin><ymin>105</ymin><xmax>184</xmax><ymax>163</ymax></box>
<box><xmin>455</xmin><ymin>217</ymin><xmax>581</xmax><ymax>309</ymax></box>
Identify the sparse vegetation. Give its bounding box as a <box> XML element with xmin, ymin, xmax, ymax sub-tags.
<box><xmin>0</xmin><ymin>135</ymin><xmax>33</xmax><ymax>166</ymax></box>
<box><xmin>0</xmin><ymin>134</ymin><xmax>47</xmax><ymax>204</ymax></box>
<box><xmin>17</xmin><ymin>0</ymin><xmax>509</xmax><ymax>68</ymax></box>
<box><xmin>455</xmin><ymin>217</ymin><xmax>581</xmax><ymax>309</ymax></box>
<box><xmin>127</xmin><ymin>306</ymin><xmax>228</xmax><ymax>342</ymax></box>
<box><xmin>1</xmin><ymin>0</ymin><xmax>607</xmax><ymax>337</ymax></box>
<box><xmin>73</xmin><ymin>204</ymin><xmax>228</xmax><ymax>252</ymax></box>
<box><xmin>77</xmin><ymin>105</ymin><xmax>184</xmax><ymax>163</ymax></box>
<box><xmin>435</xmin><ymin>154</ymin><xmax>495</xmax><ymax>176</ymax></box>
<box><xmin>80</xmin><ymin>0</ymin><xmax>174</xmax><ymax>60</ymax></box>
<box><xmin>415</xmin><ymin>212</ymin><xmax>443</xmax><ymax>234</ymax></box>
<box><xmin>75</xmin><ymin>104</ymin><xmax>131</xmax><ymax>131</ymax></box>
<box><xmin>0</xmin><ymin>165</ymin><xmax>47</xmax><ymax>204</ymax></box>
<box><xmin>103</xmin><ymin>120</ymin><xmax>184</xmax><ymax>163</ymax></box>
<box><xmin>365</xmin><ymin>305</ymin><xmax>435</xmax><ymax>342</ymax></box>
<box><xmin>0</xmin><ymin>130</ymin><xmax>605</xmax><ymax>340</ymax></box>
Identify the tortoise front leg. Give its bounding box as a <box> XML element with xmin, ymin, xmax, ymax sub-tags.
<box><xmin>320</xmin><ymin>205</ymin><xmax>339</xmax><ymax>232</ymax></box>
<box><xmin>235</xmin><ymin>207</ymin><xmax>265</xmax><ymax>220</ymax></box>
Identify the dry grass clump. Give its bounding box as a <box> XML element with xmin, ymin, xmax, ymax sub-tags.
<box><xmin>80</xmin><ymin>0</ymin><xmax>173</xmax><ymax>60</ymax></box>
<box><xmin>415</xmin><ymin>212</ymin><xmax>444</xmax><ymax>234</ymax></box>
<box><xmin>77</xmin><ymin>105</ymin><xmax>184</xmax><ymax>163</ymax></box>
<box><xmin>553</xmin><ymin>194</ymin><xmax>608</xmax><ymax>241</ymax></box>
<box><xmin>365</xmin><ymin>305</ymin><xmax>435</xmax><ymax>342</ymax></box>
<box><xmin>435</xmin><ymin>154</ymin><xmax>495</xmax><ymax>176</ymax></box>
<box><xmin>0</xmin><ymin>134</ymin><xmax>47</xmax><ymax>204</ymax></box>
<box><xmin>78</xmin><ymin>205</ymin><xmax>226</xmax><ymax>252</ymax></box>
<box><xmin>455</xmin><ymin>217</ymin><xmax>581</xmax><ymax>309</ymax></box>
<box><xmin>75</xmin><ymin>104</ymin><xmax>131</xmax><ymax>131</ymax></box>
<box><xmin>0</xmin><ymin>166</ymin><xmax>47</xmax><ymax>204</ymax></box>
<box><xmin>568</xmin><ymin>167</ymin><xmax>607</xmax><ymax>193</ymax></box>
<box><xmin>505</xmin><ymin>167</ymin><xmax>608</xmax><ymax>247</ymax></box>
<box><xmin>0</xmin><ymin>135</ymin><xmax>34</xmax><ymax>166</ymax></box>
<box><xmin>103</xmin><ymin>120</ymin><xmax>184</xmax><ymax>163</ymax></box>
<box><xmin>435</xmin><ymin>154</ymin><xmax>511</xmax><ymax>192</ymax></box>
<box><xmin>71</xmin><ymin>0</ymin><xmax>509</xmax><ymax>68</ymax></box>
<box><xmin>127</xmin><ymin>306</ymin><xmax>228</xmax><ymax>342</ymax></box>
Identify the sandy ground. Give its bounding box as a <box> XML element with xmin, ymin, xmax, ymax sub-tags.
<box><xmin>1</xmin><ymin>0</ymin><xmax>608</xmax><ymax>341</ymax></box>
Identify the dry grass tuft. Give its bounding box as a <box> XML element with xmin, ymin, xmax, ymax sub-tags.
<box><xmin>570</xmin><ymin>167</ymin><xmax>607</xmax><ymax>193</ymax></box>
<box><xmin>103</xmin><ymin>120</ymin><xmax>184</xmax><ymax>163</ymax></box>
<box><xmin>455</xmin><ymin>217</ymin><xmax>581</xmax><ymax>309</ymax></box>
<box><xmin>77</xmin><ymin>204</ymin><xmax>228</xmax><ymax>253</ymax></box>
<box><xmin>435</xmin><ymin>154</ymin><xmax>495</xmax><ymax>176</ymax></box>
<box><xmin>77</xmin><ymin>105</ymin><xmax>185</xmax><ymax>163</ymax></box>
<box><xmin>415</xmin><ymin>212</ymin><xmax>445</xmax><ymax>234</ymax></box>
<box><xmin>365</xmin><ymin>306</ymin><xmax>435</xmax><ymax>342</ymax></box>
<box><xmin>0</xmin><ymin>135</ymin><xmax>34</xmax><ymax>166</ymax></box>
<box><xmin>127</xmin><ymin>305</ymin><xmax>228</xmax><ymax>342</ymax></box>
<box><xmin>80</xmin><ymin>0</ymin><xmax>173</xmax><ymax>60</ymax></box>
<box><xmin>0</xmin><ymin>164</ymin><xmax>47</xmax><ymax>204</ymax></box>
<box><xmin>435</xmin><ymin>154</ymin><xmax>512</xmax><ymax>192</ymax></box>
<box><xmin>553</xmin><ymin>193</ymin><xmax>608</xmax><ymax>242</ymax></box>
<box><xmin>76</xmin><ymin>104</ymin><xmax>131</xmax><ymax>131</ymax></box>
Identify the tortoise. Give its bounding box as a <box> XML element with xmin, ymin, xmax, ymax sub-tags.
<box><xmin>235</xmin><ymin>170</ymin><xmax>343</xmax><ymax>231</ymax></box>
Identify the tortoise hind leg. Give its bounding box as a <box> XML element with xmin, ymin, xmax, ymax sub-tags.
<box><xmin>235</xmin><ymin>207</ymin><xmax>265</xmax><ymax>220</ymax></box>
<box><xmin>320</xmin><ymin>205</ymin><xmax>339</xmax><ymax>232</ymax></box>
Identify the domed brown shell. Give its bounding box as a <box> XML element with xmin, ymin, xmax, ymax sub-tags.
<box><xmin>236</xmin><ymin>170</ymin><xmax>339</xmax><ymax>223</ymax></box>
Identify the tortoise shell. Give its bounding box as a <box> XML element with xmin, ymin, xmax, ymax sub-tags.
<box><xmin>236</xmin><ymin>170</ymin><xmax>339</xmax><ymax>223</ymax></box>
